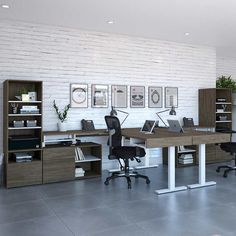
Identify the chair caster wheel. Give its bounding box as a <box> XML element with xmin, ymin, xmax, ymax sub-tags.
<box><xmin>216</xmin><ymin>168</ymin><xmax>220</xmax><ymax>173</ymax></box>
<box><xmin>128</xmin><ymin>185</ymin><xmax>131</xmax><ymax>189</ymax></box>
<box><xmin>146</xmin><ymin>179</ymin><xmax>151</xmax><ymax>184</ymax></box>
<box><xmin>104</xmin><ymin>180</ymin><xmax>109</xmax><ymax>185</ymax></box>
<box><xmin>223</xmin><ymin>173</ymin><xmax>228</xmax><ymax>178</ymax></box>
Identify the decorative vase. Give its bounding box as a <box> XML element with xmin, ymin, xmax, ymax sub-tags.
<box><xmin>58</xmin><ymin>121</ymin><xmax>67</xmax><ymax>131</ymax></box>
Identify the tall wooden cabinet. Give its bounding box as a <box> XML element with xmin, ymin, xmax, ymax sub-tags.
<box><xmin>199</xmin><ymin>88</ymin><xmax>232</xmax><ymax>163</ymax></box>
<box><xmin>3</xmin><ymin>80</ymin><xmax>43</xmax><ymax>188</ymax></box>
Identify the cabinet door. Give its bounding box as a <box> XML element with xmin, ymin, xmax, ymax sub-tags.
<box><xmin>7</xmin><ymin>161</ymin><xmax>42</xmax><ymax>188</ymax></box>
<box><xmin>43</xmin><ymin>147</ymin><xmax>75</xmax><ymax>184</ymax></box>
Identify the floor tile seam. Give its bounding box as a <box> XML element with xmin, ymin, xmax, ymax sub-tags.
<box><xmin>0</xmin><ymin>198</ymin><xmax>51</xmax><ymax>208</ymax></box>
<box><xmin>0</xmin><ymin>212</ymin><xmax>56</xmax><ymax>226</ymax></box>
<box><xmin>42</xmin><ymin>197</ymin><xmax>76</xmax><ymax>236</ymax></box>
<box><xmin>80</xmin><ymin>220</ymin><xmax>139</xmax><ymax>236</ymax></box>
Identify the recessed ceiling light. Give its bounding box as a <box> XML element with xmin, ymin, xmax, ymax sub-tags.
<box><xmin>107</xmin><ymin>20</ymin><xmax>114</xmax><ymax>24</ymax></box>
<box><xmin>1</xmin><ymin>4</ymin><xmax>10</xmax><ymax>9</ymax></box>
<box><xmin>184</xmin><ymin>32</ymin><xmax>190</xmax><ymax>36</ymax></box>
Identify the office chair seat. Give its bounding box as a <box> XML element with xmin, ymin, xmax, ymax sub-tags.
<box><xmin>104</xmin><ymin>115</ymin><xmax>151</xmax><ymax>189</ymax></box>
<box><xmin>216</xmin><ymin>142</ymin><xmax>236</xmax><ymax>177</ymax></box>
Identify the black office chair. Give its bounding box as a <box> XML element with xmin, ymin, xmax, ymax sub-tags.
<box><xmin>216</xmin><ymin>142</ymin><xmax>236</xmax><ymax>177</ymax></box>
<box><xmin>104</xmin><ymin>115</ymin><xmax>151</xmax><ymax>189</ymax></box>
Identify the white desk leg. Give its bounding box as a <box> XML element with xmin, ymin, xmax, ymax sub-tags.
<box><xmin>188</xmin><ymin>144</ymin><xmax>216</xmax><ymax>189</ymax></box>
<box><xmin>155</xmin><ymin>146</ymin><xmax>187</xmax><ymax>195</ymax></box>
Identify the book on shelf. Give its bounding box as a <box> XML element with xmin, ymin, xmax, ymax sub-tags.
<box><xmin>178</xmin><ymin>159</ymin><xmax>193</xmax><ymax>164</ymax></box>
<box><xmin>179</xmin><ymin>154</ymin><xmax>193</xmax><ymax>160</ymax></box>
<box><xmin>75</xmin><ymin>167</ymin><xmax>85</xmax><ymax>177</ymax></box>
<box><xmin>75</xmin><ymin>147</ymin><xmax>85</xmax><ymax>161</ymax></box>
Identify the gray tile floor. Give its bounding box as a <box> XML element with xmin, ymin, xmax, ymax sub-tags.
<box><xmin>0</xmin><ymin>163</ymin><xmax>236</xmax><ymax>236</ymax></box>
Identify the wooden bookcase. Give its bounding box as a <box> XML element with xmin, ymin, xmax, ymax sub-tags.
<box><xmin>3</xmin><ymin>80</ymin><xmax>43</xmax><ymax>188</ymax></box>
<box><xmin>198</xmin><ymin>88</ymin><xmax>232</xmax><ymax>163</ymax></box>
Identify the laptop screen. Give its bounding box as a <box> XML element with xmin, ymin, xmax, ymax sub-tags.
<box><xmin>140</xmin><ymin>120</ymin><xmax>156</xmax><ymax>133</ymax></box>
<box><xmin>167</xmin><ymin>120</ymin><xmax>183</xmax><ymax>133</ymax></box>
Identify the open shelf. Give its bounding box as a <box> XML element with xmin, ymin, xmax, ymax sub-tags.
<box><xmin>8</xmin><ymin>126</ymin><xmax>42</xmax><ymax>130</ymax></box>
<box><xmin>8</xmin><ymin>114</ymin><xmax>42</xmax><ymax>117</ymax></box>
<box><xmin>215</xmin><ymin>121</ymin><xmax>232</xmax><ymax>123</ymax></box>
<box><xmin>8</xmin><ymin>101</ymin><xmax>42</xmax><ymax>103</ymax></box>
<box><xmin>75</xmin><ymin>155</ymin><xmax>100</xmax><ymax>163</ymax></box>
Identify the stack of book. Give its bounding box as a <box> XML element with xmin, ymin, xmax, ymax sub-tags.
<box><xmin>75</xmin><ymin>168</ymin><xmax>85</xmax><ymax>177</ymax></box>
<box><xmin>178</xmin><ymin>154</ymin><xmax>193</xmax><ymax>164</ymax></box>
<box><xmin>20</xmin><ymin>106</ymin><xmax>39</xmax><ymax>114</ymax></box>
<box><xmin>14</xmin><ymin>152</ymin><xmax>32</xmax><ymax>163</ymax></box>
<box><xmin>75</xmin><ymin>147</ymin><xmax>85</xmax><ymax>161</ymax></box>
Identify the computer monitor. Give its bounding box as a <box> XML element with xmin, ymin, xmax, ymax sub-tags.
<box><xmin>167</xmin><ymin>120</ymin><xmax>184</xmax><ymax>133</ymax></box>
<box><xmin>140</xmin><ymin>120</ymin><xmax>156</xmax><ymax>134</ymax></box>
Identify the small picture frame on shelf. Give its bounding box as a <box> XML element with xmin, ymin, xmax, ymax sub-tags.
<box><xmin>165</xmin><ymin>87</ymin><xmax>178</xmax><ymax>108</ymax></box>
<box><xmin>70</xmin><ymin>84</ymin><xmax>88</xmax><ymax>108</ymax></box>
<box><xmin>148</xmin><ymin>86</ymin><xmax>162</xmax><ymax>108</ymax></box>
<box><xmin>91</xmin><ymin>84</ymin><xmax>109</xmax><ymax>108</ymax></box>
<box><xmin>130</xmin><ymin>86</ymin><xmax>145</xmax><ymax>108</ymax></box>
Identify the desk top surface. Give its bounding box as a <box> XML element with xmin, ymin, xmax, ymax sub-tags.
<box><xmin>122</xmin><ymin>128</ymin><xmax>231</xmax><ymax>148</ymax></box>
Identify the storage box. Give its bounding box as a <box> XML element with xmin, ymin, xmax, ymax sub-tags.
<box><xmin>26</xmin><ymin>120</ymin><xmax>37</xmax><ymax>127</ymax></box>
<box><xmin>13</xmin><ymin>120</ymin><xmax>24</xmax><ymax>127</ymax></box>
<box><xmin>8</xmin><ymin>136</ymin><xmax>40</xmax><ymax>150</ymax></box>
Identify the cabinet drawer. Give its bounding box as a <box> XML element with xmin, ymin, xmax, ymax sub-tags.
<box><xmin>43</xmin><ymin>147</ymin><xmax>75</xmax><ymax>161</ymax></box>
<box><xmin>7</xmin><ymin>161</ymin><xmax>42</xmax><ymax>188</ymax></box>
<box><xmin>43</xmin><ymin>147</ymin><xmax>75</xmax><ymax>184</ymax></box>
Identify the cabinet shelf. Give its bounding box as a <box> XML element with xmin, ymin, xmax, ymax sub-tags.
<box><xmin>8</xmin><ymin>114</ymin><xmax>42</xmax><ymax>117</ymax></box>
<box><xmin>215</xmin><ymin>112</ymin><xmax>231</xmax><ymax>114</ymax></box>
<box><xmin>215</xmin><ymin>121</ymin><xmax>232</xmax><ymax>123</ymax></box>
<box><xmin>8</xmin><ymin>126</ymin><xmax>42</xmax><ymax>130</ymax></box>
<box><xmin>215</xmin><ymin>102</ymin><xmax>232</xmax><ymax>105</ymax></box>
<box><xmin>178</xmin><ymin>149</ymin><xmax>196</xmax><ymax>154</ymax></box>
<box><xmin>8</xmin><ymin>101</ymin><xmax>42</xmax><ymax>103</ymax></box>
<box><xmin>8</xmin><ymin>148</ymin><xmax>42</xmax><ymax>153</ymax></box>
<box><xmin>75</xmin><ymin>155</ymin><xmax>100</xmax><ymax>163</ymax></box>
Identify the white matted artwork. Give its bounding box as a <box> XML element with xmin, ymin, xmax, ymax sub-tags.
<box><xmin>70</xmin><ymin>84</ymin><xmax>88</xmax><ymax>108</ymax></box>
<box><xmin>165</xmin><ymin>87</ymin><xmax>178</xmax><ymax>108</ymax></box>
<box><xmin>130</xmin><ymin>86</ymin><xmax>145</xmax><ymax>108</ymax></box>
<box><xmin>91</xmin><ymin>84</ymin><xmax>109</xmax><ymax>108</ymax></box>
<box><xmin>111</xmin><ymin>85</ymin><xmax>127</xmax><ymax>108</ymax></box>
<box><xmin>148</xmin><ymin>87</ymin><xmax>162</xmax><ymax>108</ymax></box>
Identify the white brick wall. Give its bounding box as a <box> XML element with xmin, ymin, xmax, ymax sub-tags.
<box><xmin>0</xmin><ymin>20</ymin><xmax>216</xmax><ymax>169</ymax></box>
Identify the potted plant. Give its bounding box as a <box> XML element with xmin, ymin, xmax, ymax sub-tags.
<box><xmin>216</xmin><ymin>75</ymin><xmax>236</xmax><ymax>92</ymax></box>
<box><xmin>53</xmin><ymin>100</ymin><xmax>70</xmax><ymax>131</ymax></box>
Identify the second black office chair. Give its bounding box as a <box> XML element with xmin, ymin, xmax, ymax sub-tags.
<box><xmin>216</xmin><ymin>142</ymin><xmax>236</xmax><ymax>177</ymax></box>
<box><xmin>104</xmin><ymin>115</ymin><xmax>150</xmax><ymax>189</ymax></box>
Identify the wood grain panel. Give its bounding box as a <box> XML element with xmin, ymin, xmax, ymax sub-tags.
<box><xmin>192</xmin><ymin>133</ymin><xmax>230</xmax><ymax>145</ymax></box>
<box><xmin>7</xmin><ymin>161</ymin><xmax>42</xmax><ymax>188</ymax></box>
<box><xmin>43</xmin><ymin>147</ymin><xmax>75</xmax><ymax>184</ymax></box>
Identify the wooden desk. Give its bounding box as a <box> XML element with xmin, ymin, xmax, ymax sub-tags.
<box><xmin>122</xmin><ymin>128</ymin><xmax>230</xmax><ymax>194</ymax></box>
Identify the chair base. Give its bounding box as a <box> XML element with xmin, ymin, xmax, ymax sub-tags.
<box><xmin>216</xmin><ymin>165</ymin><xmax>236</xmax><ymax>177</ymax></box>
<box><xmin>104</xmin><ymin>171</ymin><xmax>150</xmax><ymax>189</ymax></box>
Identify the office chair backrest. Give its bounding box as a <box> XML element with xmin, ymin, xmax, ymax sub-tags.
<box><xmin>105</xmin><ymin>116</ymin><xmax>122</xmax><ymax>147</ymax></box>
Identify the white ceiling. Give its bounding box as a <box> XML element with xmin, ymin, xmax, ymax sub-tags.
<box><xmin>1</xmin><ymin>0</ymin><xmax>236</xmax><ymax>58</ymax></box>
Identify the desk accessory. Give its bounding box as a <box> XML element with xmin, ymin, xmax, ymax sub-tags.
<box><xmin>156</xmin><ymin>106</ymin><xmax>176</xmax><ymax>126</ymax></box>
<box><xmin>110</xmin><ymin>106</ymin><xmax>129</xmax><ymax>126</ymax></box>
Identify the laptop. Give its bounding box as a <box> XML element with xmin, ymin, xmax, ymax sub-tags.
<box><xmin>167</xmin><ymin>120</ymin><xmax>184</xmax><ymax>133</ymax></box>
<box><xmin>140</xmin><ymin>120</ymin><xmax>157</xmax><ymax>134</ymax></box>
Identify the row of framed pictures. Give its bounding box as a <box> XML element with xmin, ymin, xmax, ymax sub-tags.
<box><xmin>70</xmin><ymin>84</ymin><xmax>178</xmax><ymax>108</ymax></box>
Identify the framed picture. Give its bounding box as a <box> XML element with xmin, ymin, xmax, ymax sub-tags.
<box><xmin>91</xmin><ymin>84</ymin><xmax>109</xmax><ymax>108</ymax></box>
<box><xmin>165</xmin><ymin>87</ymin><xmax>178</xmax><ymax>108</ymax></box>
<box><xmin>130</xmin><ymin>86</ymin><xmax>145</xmax><ymax>108</ymax></box>
<box><xmin>148</xmin><ymin>87</ymin><xmax>162</xmax><ymax>108</ymax></box>
<box><xmin>70</xmin><ymin>84</ymin><xmax>88</xmax><ymax>108</ymax></box>
<box><xmin>111</xmin><ymin>85</ymin><xmax>127</xmax><ymax>108</ymax></box>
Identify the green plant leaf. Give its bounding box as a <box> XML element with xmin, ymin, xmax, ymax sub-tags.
<box><xmin>216</xmin><ymin>75</ymin><xmax>236</xmax><ymax>92</ymax></box>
